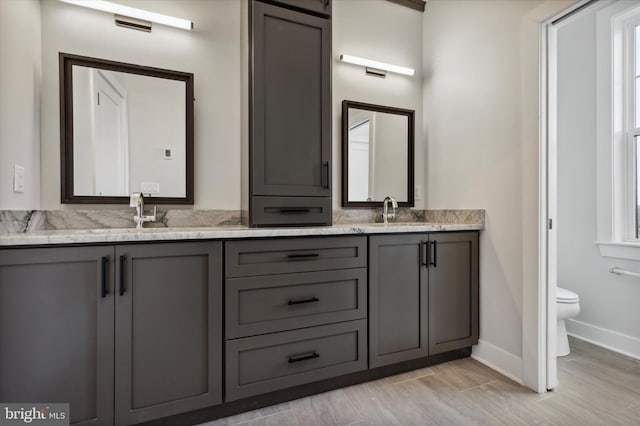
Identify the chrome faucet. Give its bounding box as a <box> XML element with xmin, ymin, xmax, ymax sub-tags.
<box><xmin>382</xmin><ymin>196</ymin><xmax>398</xmax><ymax>224</ymax></box>
<box><xmin>130</xmin><ymin>192</ymin><xmax>157</xmax><ymax>229</ymax></box>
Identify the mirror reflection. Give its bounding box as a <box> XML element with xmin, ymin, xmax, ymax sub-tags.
<box><xmin>73</xmin><ymin>66</ymin><xmax>186</xmax><ymax>197</ymax></box>
<box><xmin>342</xmin><ymin>101</ymin><xmax>414</xmax><ymax>207</ymax></box>
<box><xmin>60</xmin><ymin>53</ymin><xmax>194</xmax><ymax>204</ymax></box>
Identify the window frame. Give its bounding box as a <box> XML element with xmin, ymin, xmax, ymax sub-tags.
<box><xmin>615</xmin><ymin>12</ymin><xmax>640</xmax><ymax>242</ymax></box>
<box><xmin>595</xmin><ymin>3</ymin><xmax>640</xmax><ymax>260</ymax></box>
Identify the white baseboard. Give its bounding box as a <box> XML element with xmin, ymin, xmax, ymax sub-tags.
<box><xmin>471</xmin><ymin>339</ymin><xmax>523</xmax><ymax>385</ymax></box>
<box><xmin>566</xmin><ymin>319</ymin><xmax>640</xmax><ymax>360</ymax></box>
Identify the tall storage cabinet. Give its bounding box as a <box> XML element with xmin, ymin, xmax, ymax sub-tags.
<box><xmin>249</xmin><ymin>0</ymin><xmax>332</xmax><ymax>226</ymax></box>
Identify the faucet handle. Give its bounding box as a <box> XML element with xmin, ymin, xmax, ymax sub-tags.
<box><xmin>130</xmin><ymin>192</ymin><xmax>142</xmax><ymax>207</ymax></box>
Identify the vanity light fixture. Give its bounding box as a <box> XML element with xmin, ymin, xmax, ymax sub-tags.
<box><xmin>340</xmin><ymin>54</ymin><xmax>415</xmax><ymax>78</ymax></box>
<box><xmin>58</xmin><ymin>0</ymin><xmax>193</xmax><ymax>31</ymax></box>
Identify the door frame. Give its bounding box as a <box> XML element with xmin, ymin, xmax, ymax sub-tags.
<box><xmin>537</xmin><ymin>0</ymin><xmax>600</xmax><ymax>392</ymax></box>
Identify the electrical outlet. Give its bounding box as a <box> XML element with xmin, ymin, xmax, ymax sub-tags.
<box><xmin>140</xmin><ymin>182</ymin><xmax>160</xmax><ymax>194</ymax></box>
<box><xmin>13</xmin><ymin>165</ymin><xmax>25</xmax><ymax>193</ymax></box>
<box><xmin>415</xmin><ymin>184</ymin><xmax>422</xmax><ymax>200</ymax></box>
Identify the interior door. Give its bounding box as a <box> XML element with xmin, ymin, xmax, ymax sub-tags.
<box><xmin>92</xmin><ymin>69</ymin><xmax>129</xmax><ymax>196</ymax></box>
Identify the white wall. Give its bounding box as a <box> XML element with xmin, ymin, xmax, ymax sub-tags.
<box><xmin>422</xmin><ymin>0</ymin><xmax>571</xmax><ymax>383</ymax></box>
<box><xmin>0</xmin><ymin>0</ymin><xmax>42</xmax><ymax>210</ymax></box>
<box><xmin>557</xmin><ymin>2</ymin><xmax>640</xmax><ymax>358</ymax></box>
<box><xmin>40</xmin><ymin>0</ymin><xmax>241</xmax><ymax>209</ymax></box>
<box><xmin>34</xmin><ymin>0</ymin><xmax>424</xmax><ymax>210</ymax></box>
<box><xmin>333</xmin><ymin>0</ymin><xmax>424</xmax><ymax>208</ymax></box>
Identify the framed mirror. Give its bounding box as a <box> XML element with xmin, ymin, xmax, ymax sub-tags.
<box><xmin>60</xmin><ymin>53</ymin><xmax>194</xmax><ymax>204</ymax></box>
<box><xmin>341</xmin><ymin>100</ymin><xmax>415</xmax><ymax>207</ymax></box>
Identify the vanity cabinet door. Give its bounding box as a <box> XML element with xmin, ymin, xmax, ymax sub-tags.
<box><xmin>428</xmin><ymin>232</ymin><xmax>479</xmax><ymax>355</ymax></box>
<box><xmin>114</xmin><ymin>242</ymin><xmax>222</xmax><ymax>425</ymax></box>
<box><xmin>0</xmin><ymin>246</ymin><xmax>114</xmax><ymax>426</ymax></box>
<box><xmin>251</xmin><ymin>1</ymin><xmax>331</xmax><ymax>199</ymax></box>
<box><xmin>270</xmin><ymin>0</ymin><xmax>332</xmax><ymax>16</ymax></box>
<box><xmin>369</xmin><ymin>234</ymin><xmax>429</xmax><ymax>368</ymax></box>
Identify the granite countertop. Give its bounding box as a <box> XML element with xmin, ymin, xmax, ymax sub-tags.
<box><xmin>0</xmin><ymin>222</ymin><xmax>483</xmax><ymax>247</ymax></box>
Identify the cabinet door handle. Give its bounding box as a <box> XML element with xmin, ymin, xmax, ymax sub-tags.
<box><xmin>101</xmin><ymin>256</ymin><xmax>109</xmax><ymax>298</ymax></box>
<box><xmin>430</xmin><ymin>241</ymin><xmax>437</xmax><ymax>267</ymax></box>
<box><xmin>288</xmin><ymin>351</ymin><xmax>320</xmax><ymax>363</ymax></box>
<box><xmin>323</xmin><ymin>162</ymin><xmax>331</xmax><ymax>189</ymax></box>
<box><xmin>288</xmin><ymin>297</ymin><xmax>320</xmax><ymax>305</ymax></box>
<box><xmin>119</xmin><ymin>255</ymin><xmax>126</xmax><ymax>296</ymax></box>
<box><xmin>287</xmin><ymin>253</ymin><xmax>320</xmax><ymax>260</ymax></box>
<box><xmin>420</xmin><ymin>241</ymin><xmax>429</xmax><ymax>267</ymax></box>
<box><xmin>279</xmin><ymin>208</ymin><xmax>310</xmax><ymax>214</ymax></box>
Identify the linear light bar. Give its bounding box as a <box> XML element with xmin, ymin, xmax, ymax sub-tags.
<box><xmin>59</xmin><ymin>0</ymin><xmax>193</xmax><ymax>31</ymax></box>
<box><xmin>340</xmin><ymin>54</ymin><xmax>415</xmax><ymax>77</ymax></box>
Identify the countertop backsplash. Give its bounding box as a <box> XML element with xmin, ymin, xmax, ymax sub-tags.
<box><xmin>0</xmin><ymin>208</ymin><xmax>485</xmax><ymax>233</ymax></box>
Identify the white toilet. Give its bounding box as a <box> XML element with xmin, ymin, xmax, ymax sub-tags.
<box><xmin>556</xmin><ymin>287</ymin><xmax>580</xmax><ymax>357</ymax></box>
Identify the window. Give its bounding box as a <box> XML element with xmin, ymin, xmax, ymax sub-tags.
<box><xmin>612</xmin><ymin>8</ymin><xmax>640</xmax><ymax>242</ymax></box>
<box><xmin>595</xmin><ymin>3</ymin><xmax>640</xmax><ymax>259</ymax></box>
<box><xmin>633</xmin><ymin>24</ymin><xmax>640</xmax><ymax>238</ymax></box>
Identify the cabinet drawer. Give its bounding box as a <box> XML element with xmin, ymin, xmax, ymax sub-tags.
<box><xmin>225</xmin><ymin>236</ymin><xmax>366</xmax><ymax>278</ymax></box>
<box><xmin>251</xmin><ymin>197</ymin><xmax>332</xmax><ymax>226</ymax></box>
<box><xmin>225</xmin><ymin>320</ymin><xmax>366</xmax><ymax>401</ymax></box>
<box><xmin>226</xmin><ymin>269</ymin><xmax>367</xmax><ymax>338</ymax></box>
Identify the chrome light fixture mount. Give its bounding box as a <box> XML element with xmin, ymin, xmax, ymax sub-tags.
<box><xmin>340</xmin><ymin>54</ymin><xmax>415</xmax><ymax>78</ymax></box>
<box><xmin>58</xmin><ymin>0</ymin><xmax>193</xmax><ymax>32</ymax></box>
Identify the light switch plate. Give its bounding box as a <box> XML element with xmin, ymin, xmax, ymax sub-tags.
<box><xmin>13</xmin><ymin>165</ymin><xmax>25</xmax><ymax>193</ymax></box>
<box><xmin>415</xmin><ymin>184</ymin><xmax>422</xmax><ymax>200</ymax></box>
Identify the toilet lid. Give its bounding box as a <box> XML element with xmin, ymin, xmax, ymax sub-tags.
<box><xmin>557</xmin><ymin>287</ymin><xmax>579</xmax><ymax>303</ymax></box>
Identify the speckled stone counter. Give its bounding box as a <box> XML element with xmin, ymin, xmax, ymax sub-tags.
<box><xmin>0</xmin><ymin>222</ymin><xmax>483</xmax><ymax>247</ymax></box>
<box><xmin>0</xmin><ymin>208</ymin><xmax>484</xmax><ymax>246</ymax></box>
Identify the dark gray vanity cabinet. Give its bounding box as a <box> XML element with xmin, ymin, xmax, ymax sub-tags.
<box><xmin>250</xmin><ymin>0</ymin><xmax>332</xmax><ymax>226</ymax></box>
<box><xmin>0</xmin><ymin>241</ymin><xmax>222</xmax><ymax>426</ymax></box>
<box><xmin>369</xmin><ymin>232</ymin><xmax>479</xmax><ymax>368</ymax></box>
<box><xmin>369</xmin><ymin>234</ymin><xmax>429</xmax><ymax>368</ymax></box>
<box><xmin>114</xmin><ymin>242</ymin><xmax>222</xmax><ymax>425</ymax></box>
<box><xmin>0</xmin><ymin>246</ymin><xmax>115</xmax><ymax>425</ymax></box>
<box><xmin>270</xmin><ymin>0</ymin><xmax>331</xmax><ymax>16</ymax></box>
<box><xmin>224</xmin><ymin>237</ymin><xmax>367</xmax><ymax>401</ymax></box>
<box><xmin>428</xmin><ymin>232</ymin><xmax>479</xmax><ymax>355</ymax></box>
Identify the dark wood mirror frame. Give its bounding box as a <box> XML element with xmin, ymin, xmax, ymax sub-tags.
<box><xmin>341</xmin><ymin>100</ymin><xmax>415</xmax><ymax>208</ymax></box>
<box><xmin>59</xmin><ymin>52</ymin><xmax>195</xmax><ymax>204</ymax></box>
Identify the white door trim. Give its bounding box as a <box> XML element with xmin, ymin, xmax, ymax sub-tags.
<box><xmin>537</xmin><ymin>0</ymin><xmax>600</xmax><ymax>392</ymax></box>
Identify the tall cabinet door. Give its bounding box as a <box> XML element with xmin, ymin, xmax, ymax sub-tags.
<box><xmin>0</xmin><ymin>246</ymin><xmax>114</xmax><ymax>426</ymax></box>
<box><xmin>369</xmin><ymin>234</ymin><xmax>429</xmax><ymax>368</ymax></box>
<box><xmin>428</xmin><ymin>232</ymin><xmax>479</xmax><ymax>355</ymax></box>
<box><xmin>273</xmin><ymin>0</ymin><xmax>332</xmax><ymax>16</ymax></box>
<box><xmin>251</xmin><ymin>1</ymin><xmax>331</xmax><ymax>197</ymax></box>
<box><xmin>114</xmin><ymin>242</ymin><xmax>222</xmax><ymax>425</ymax></box>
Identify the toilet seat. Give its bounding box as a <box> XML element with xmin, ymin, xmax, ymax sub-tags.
<box><xmin>557</xmin><ymin>287</ymin><xmax>579</xmax><ymax>304</ymax></box>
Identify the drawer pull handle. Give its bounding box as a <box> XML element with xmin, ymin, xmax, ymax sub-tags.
<box><xmin>288</xmin><ymin>352</ymin><xmax>320</xmax><ymax>363</ymax></box>
<box><xmin>287</xmin><ymin>253</ymin><xmax>320</xmax><ymax>260</ymax></box>
<box><xmin>288</xmin><ymin>297</ymin><xmax>320</xmax><ymax>305</ymax></box>
<box><xmin>279</xmin><ymin>208</ymin><xmax>310</xmax><ymax>214</ymax></box>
